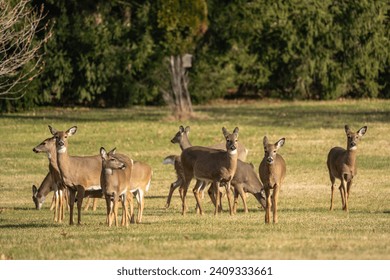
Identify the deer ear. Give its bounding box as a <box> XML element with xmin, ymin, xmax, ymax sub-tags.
<box><xmin>100</xmin><ymin>147</ymin><xmax>108</xmax><ymax>160</ymax></box>
<box><xmin>179</xmin><ymin>126</ymin><xmax>185</xmax><ymax>133</ymax></box>
<box><xmin>263</xmin><ymin>136</ymin><xmax>269</xmax><ymax>147</ymax></box>
<box><xmin>32</xmin><ymin>185</ymin><xmax>38</xmax><ymax>195</ymax></box>
<box><xmin>185</xmin><ymin>126</ymin><xmax>190</xmax><ymax>134</ymax></box>
<box><xmin>48</xmin><ymin>125</ymin><xmax>57</xmax><ymax>135</ymax></box>
<box><xmin>233</xmin><ymin>127</ymin><xmax>239</xmax><ymax>136</ymax></box>
<box><xmin>357</xmin><ymin>126</ymin><xmax>367</xmax><ymax>137</ymax></box>
<box><xmin>345</xmin><ymin>125</ymin><xmax>351</xmax><ymax>134</ymax></box>
<box><xmin>222</xmin><ymin>127</ymin><xmax>229</xmax><ymax>138</ymax></box>
<box><xmin>276</xmin><ymin>138</ymin><xmax>285</xmax><ymax>149</ymax></box>
<box><xmin>109</xmin><ymin>148</ymin><xmax>117</xmax><ymax>155</ymax></box>
<box><xmin>67</xmin><ymin>126</ymin><xmax>77</xmax><ymax>136</ymax></box>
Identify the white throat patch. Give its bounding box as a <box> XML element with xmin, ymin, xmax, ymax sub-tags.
<box><xmin>349</xmin><ymin>146</ymin><xmax>357</xmax><ymax>151</ymax></box>
<box><xmin>105</xmin><ymin>168</ymin><xmax>113</xmax><ymax>175</ymax></box>
<box><xmin>57</xmin><ymin>147</ymin><xmax>67</xmax><ymax>154</ymax></box>
<box><xmin>229</xmin><ymin>149</ymin><xmax>238</xmax><ymax>155</ymax></box>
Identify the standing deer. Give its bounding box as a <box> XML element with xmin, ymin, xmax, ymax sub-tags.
<box><xmin>32</xmin><ymin>136</ymin><xmax>67</xmax><ymax>222</ymax></box>
<box><xmin>327</xmin><ymin>125</ymin><xmax>367</xmax><ymax>212</ymax></box>
<box><xmin>165</xmin><ymin>125</ymin><xmax>249</xmax><ymax>212</ymax></box>
<box><xmin>49</xmin><ymin>125</ymin><xmax>102</xmax><ymax>225</ymax></box>
<box><xmin>127</xmin><ymin>160</ymin><xmax>153</xmax><ymax>223</ymax></box>
<box><xmin>100</xmin><ymin>147</ymin><xmax>133</xmax><ymax>227</ymax></box>
<box><xmin>181</xmin><ymin>127</ymin><xmax>239</xmax><ymax>215</ymax></box>
<box><xmin>259</xmin><ymin>136</ymin><xmax>286</xmax><ymax>224</ymax></box>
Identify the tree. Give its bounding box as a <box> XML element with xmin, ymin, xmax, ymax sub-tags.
<box><xmin>0</xmin><ymin>0</ymin><xmax>50</xmax><ymax>100</ymax></box>
<box><xmin>156</xmin><ymin>0</ymin><xmax>208</xmax><ymax>119</ymax></box>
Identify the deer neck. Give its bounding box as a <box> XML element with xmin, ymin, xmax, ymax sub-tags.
<box><xmin>345</xmin><ymin>149</ymin><xmax>357</xmax><ymax>169</ymax></box>
<box><xmin>180</xmin><ymin>136</ymin><xmax>192</xmax><ymax>150</ymax></box>
<box><xmin>56</xmin><ymin>148</ymin><xmax>72</xmax><ymax>178</ymax></box>
<box><xmin>47</xmin><ymin>148</ymin><xmax>60</xmax><ymax>174</ymax></box>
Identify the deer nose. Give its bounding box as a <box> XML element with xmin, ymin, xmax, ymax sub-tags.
<box><xmin>267</xmin><ymin>157</ymin><xmax>274</xmax><ymax>164</ymax></box>
<box><xmin>33</xmin><ymin>148</ymin><xmax>38</xmax><ymax>153</ymax></box>
<box><xmin>120</xmin><ymin>163</ymin><xmax>126</xmax><ymax>170</ymax></box>
<box><xmin>58</xmin><ymin>140</ymin><xmax>64</xmax><ymax>146</ymax></box>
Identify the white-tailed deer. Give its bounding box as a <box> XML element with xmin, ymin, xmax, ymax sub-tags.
<box><xmin>100</xmin><ymin>147</ymin><xmax>133</xmax><ymax>227</ymax></box>
<box><xmin>32</xmin><ymin>136</ymin><xmax>67</xmax><ymax>222</ymax></box>
<box><xmin>228</xmin><ymin>160</ymin><xmax>266</xmax><ymax>213</ymax></box>
<box><xmin>127</xmin><ymin>160</ymin><xmax>153</xmax><ymax>223</ymax></box>
<box><xmin>49</xmin><ymin>125</ymin><xmax>102</xmax><ymax>225</ymax></box>
<box><xmin>259</xmin><ymin>136</ymin><xmax>286</xmax><ymax>224</ymax></box>
<box><xmin>327</xmin><ymin>125</ymin><xmax>367</xmax><ymax>212</ymax></box>
<box><xmin>165</xmin><ymin>126</ymin><xmax>243</xmax><ymax>208</ymax></box>
<box><xmin>181</xmin><ymin>127</ymin><xmax>239</xmax><ymax>215</ymax></box>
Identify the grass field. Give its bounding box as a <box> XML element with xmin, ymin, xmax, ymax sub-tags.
<box><xmin>0</xmin><ymin>99</ymin><xmax>389</xmax><ymax>260</ymax></box>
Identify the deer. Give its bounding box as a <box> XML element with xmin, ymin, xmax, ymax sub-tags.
<box><xmin>100</xmin><ymin>147</ymin><xmax>133</xmax><ymax>227</ymax></box>
<box><xmin>49</xmin><ymin>125</ymin><xmax>102</xmax><ymax>225</ymax></box>
<box><xmin>126</xmin><ymin>160</ymin><xmax>153</xmax><ymax>223</ymax></box>
<box><xmin>259</xmin><ymin>136</ymin><xmax>286</xmax><ymax>224</ymax></box>
<box><xmin>164</xmin><ymin>125</ymin><xmax>248</xmax><ymax>211</ymax></box>
<box><xmin>223</xmin><ymin>160</ymin><xmax>266</xmax><ymax>214</ymax></box>
<box><xmin>180</xmin><ymin>127</ymin><xmax>239</xmax><ymax>216</ymax></box>
<box><xmin>327</xmin><ymin>125</ymin><xmax>367</xmax><ymax>212</ymax></box>
<box><xmin>32</xmin><ymin>136</ymin><xmax>68</xmax><ymax>222</ymax></box>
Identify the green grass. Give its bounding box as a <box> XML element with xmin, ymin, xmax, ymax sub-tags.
<box><xmin>0</xmin><ymin>99</ymin><xmax>389</xmax><ymax>260</ymax></box>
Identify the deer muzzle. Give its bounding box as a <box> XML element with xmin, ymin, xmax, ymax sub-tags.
<box><xmin>267</xmin><ymin>157</ymin><xmax>274</xmax><ymax>164</ymax></box>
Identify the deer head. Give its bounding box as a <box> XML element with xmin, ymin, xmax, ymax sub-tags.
<box><xmin>49</xmin><ymin>125</ymin><xmax>77</xmax><ymax>154</ymax></box>
<box><xmin>263</xmin><ymin>136</ymin><xmax>285</xmax><ymax>164</ymax></box>
<box><xmin>222</xmin><ymin>127</ymin><xmax>239</xmax><ymax>154</ymax></box>
<box><xmin>345</xmin><ymin>125</ymin><xmax>367</xmax><ymax>151</ymax></box>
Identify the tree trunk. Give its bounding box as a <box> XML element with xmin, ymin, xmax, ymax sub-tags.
<box><xmin>163</xmin><ymin>55</ymin><xmax>193</xmax><ymax>119</ymax></box>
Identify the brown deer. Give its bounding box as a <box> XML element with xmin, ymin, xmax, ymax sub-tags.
<box><xmin>49</xmin><ymin>125</ymin><xmax>102</xmax><ymax>225</ymax></box>
<box><xmin>228</xmin><ymin>160</ymin><xmax>266</xmax><ymax>213</ymax></box>
<box><xmin>327</xmin><ymin>125</ymin><xmax>367</xmax><ymax>212</ymax></box>
<box><xmin>32</xmin><ymin>136</ymin><xmax>67</xmax><ymax>222</ymax></box>
<box><xmin>100</xmin><ymin>147</ymin><xmax>133</xmax><ymax>227</ymax></box>
<box><xmin>259</xmin><ymin>136</ymin><xmax>286</xmax><ymax>224</ymax></box>
<box><xmin>181</xmin><ymin>127</ymin><xmax>239</xmax><ymax>215</ymax></box>
<box><xmin>127</xmin><ymin>160</ymin><xmax>153</xmax><ymax>223</ymax></box>
<box><xmin>165</xmin><ymin>125</ymin><xmax>249</xmax><ymax>211</ymax></box>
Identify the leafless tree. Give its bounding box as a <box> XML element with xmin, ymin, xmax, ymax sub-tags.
<box><xmin>0</xmin><ymin>0</ymin><xmax>51</xmax><ymax>99</ymax></box>
<box><xmin>161</xmin><ymin>54</ymin><xmax>194</xmax><ymax>120</ymax></box>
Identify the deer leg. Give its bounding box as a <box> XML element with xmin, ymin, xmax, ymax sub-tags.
<box><xmin>193</xmin><ymin>180</ymin><xmax>205</xmax><ymax>215</ymax></box>
<box><xmin>346</xmin><ymin>180</ymin><xmax>353</xmax><ymax>211</ymax></box>
<box><xmin>92</xmin><ymin>198</ymin><xmax>98</xmax><ymax>211</ymax></box>
<box><xmin>58</xmin><ymin>189</ymin><xmax>64</xmax><ymax>223</ymax></box>
<box><xmin>83</xmin><ymin>197</ymin><xmax>90</xmax><ymax>211</ymax></box>
<box><xmin>273</xmin><ymin>185</ymin><xmax>280</xmax><ymax>224</ymax></box>
<box><xmin>224</xmin><ymin>182</ymin><xmax>234</xmax><ymax>216</ymax></box>
<box><xmin>181</xmin><ymin>178</ymin><xmax>191</xmax><ymax>215</ymax></box>
<box><xmin>104</xmin><ymin>195</ymin><xmax>111</xmax><ymax>226</ymax></box>
<box><xmin>53</xmin><ymin>190</ymin><xmax>59</xmax><ymax>222</ymax></box>
<box><xmin>264</xmin><ymin>186</ymin><xmax>271</xmax><ymax>224</ymax></box>
<box><xmin>127</xmin><ymin>192</ymin><xmax>135</xmax><ymax>224</ymax></box>
<box><xmin>76</xmin><ymin>188</ymin><xmax>85</xmax><ymax>225</ymax></box>
<box><xmin>329</xmin><ymin>174</ymin><xmax>336</xmax><ymax>210</ymax></box>
<box><xmin>68</xmin><ymin>189</ymin><xmax>76</xmax><ymax>225</ymax></box>
<box><xmin>113</xmin><ymin>198</ymin><xmax>119</xmax><ymax>227</ymax></box>
<box><xmin>50</xmin><ymin>192</ymin><xmax>56</xmax><ymax>211</ymax></box>
<box><xmin>236</xmin><ymin>184</ymin><xmax>248</xmax><ymax>214</ymax></box>
<box><xmin>339</xmin><ymin>181</ymin><xmax>346</xmax><ymax>211</ymax></box>
<box><xmin>214</xmin><ymin>182</ymin><xmax>220</xmax><ymax>216</ymax></box>
<box><xmin>166</xmin><ymin>179</ymin><xmax>181</xmax><ymax>208</ymax></box>
<box><xmin>136</xmin><ymin>190</ymin><xmax>144</xmax><ymax>223</ymax></box>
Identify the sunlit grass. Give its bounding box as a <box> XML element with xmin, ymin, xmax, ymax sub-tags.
<box><xmin>0</xmin><ymin>99</ymin><xmax>389</xmax><ymax>259</ymax></box>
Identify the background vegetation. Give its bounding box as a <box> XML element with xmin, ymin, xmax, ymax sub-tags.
<box><xmin>1</xmin><ymin>0</ymin><xmax>389</xmax><ymax>112</ymax></box>
<box><xmin>0</xmin><ymin>100</ymin><xmax>389</xmax><ymax>259</ymax></box>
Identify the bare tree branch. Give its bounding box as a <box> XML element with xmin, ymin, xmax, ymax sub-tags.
<box><xmin>0</xmin><ymin>0</ymin><xmax>51</xmax><ymax>100</ymax></box>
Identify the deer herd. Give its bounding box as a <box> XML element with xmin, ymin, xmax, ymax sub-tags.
<box><xmin>31</xmin><ymin>124</ymin><xmax>367</xmax><ymax>226</ymax></box>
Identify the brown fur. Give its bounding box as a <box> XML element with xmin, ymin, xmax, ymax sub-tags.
<box><xmin>327</xmin><ymin>125</ymin><xmax>367</xmax><ymax>211</ymax></box>
<box><xmin>259</xmin><ymin>136</ymin><xmax>286</xmax><ymax>224</ymax></box>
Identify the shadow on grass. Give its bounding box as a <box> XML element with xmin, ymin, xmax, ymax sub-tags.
<box><xmin>0</xmin><ymin>223</ymin><xmax>60</xmax><ymax>229</ymax></box>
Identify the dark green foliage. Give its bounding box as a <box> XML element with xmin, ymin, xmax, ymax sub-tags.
<box><xmin>2</xmin><ymin>0</ymin><xmax>389</xmax><ymax>111</ymax></box>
